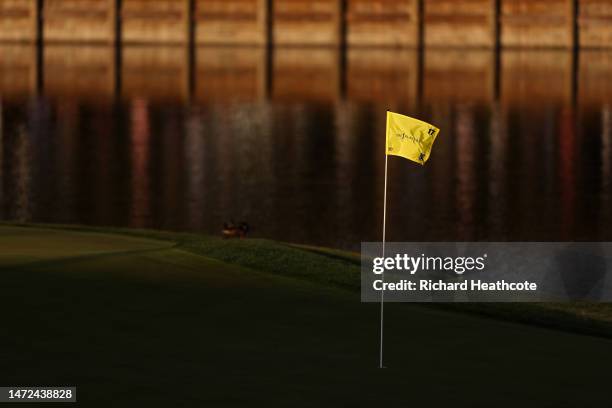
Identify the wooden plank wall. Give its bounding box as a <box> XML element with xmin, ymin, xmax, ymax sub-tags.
<box><xmin>346</xmin><ymin>49</ymin><xmax>418</xmax><ymax>107</ymax></box>
<box><xmin>0</xmin><ymin>0</ymin><xmax>612</xmax><ymax>48</ymax></box>
<box><xmin>122</xmin><ymin>0</ymin><xmax>190</xmax><ymax>44</ymax></box>
<box><xmin>195</xmin><ymin>47</ymin><xmax>267</xmax><ymax>102</ymax></box>
<box><xmin>44</xmin><ymin>0</ymin><xmax>115</xmax><ymax>43</ymax></box>
<box><xmin>273</xmin><ymin>0</ymin><xmax>341</xmax><ymax>46</ymax></box>
<box><xmin>273</xmin><ymin>48</ymin><xmax>340</xmax><ymax>101</ymax></box>
<box><xmin>121</xmin><ymin>46</ymin><xmax>190</xmax><ymax>101</ymax></box>
<box><xmin>0</xmin><ymin>0</ymin><xmax>38</xmax><ymax>42</ymax></box>
<box><xmin>579</xmin><ymin>0</ymin><xmax>612</xmax><ymax>48</ymax></box>
<box><xmin>195</xmin><ymin>0</ymin><xmax>267</xmax><ymax>45</ymax></box>
<box><xmin>424</xmin><ymin>50</ymin><xmax>496</xmax><ymax>103</ymax></box>
<box><xmin>579</xmin><ymin>51</ymin><xmax>612</xmax><ymax>108</ymax></box>
<box><xmin>501</xmin><ymin>0</ymin><xmax>574</xmax><ymax>47</ymax></box>
<box><xmin>0</xmin><ymin>45</ymin><xmax>38</xmax><ymax>97</ymax></box>
<box><xmin>44</xmin><ymin>45</ymin><xmax>115</xmax><ymax>101</ymax></box>
<box><xmin>424</xmin><ymin>0</ymin><xmax>496</xmax><ymax>47</ymax></box>
<box><xmin>346</xmin><ymin>0</ymin><xmax>419</xmax><ymax>47</ymax></box>
<box><xmin>501</xmin><ymin>50</ymin><xmax>573</xmax><ymax>107</ymax></box>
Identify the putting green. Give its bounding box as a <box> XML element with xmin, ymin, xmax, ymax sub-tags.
<box><xmin>1</xmin><ymin>225</ymin><xmax>611</xmax><ymax>407</ymax></box>
<box><xmin>0</xmin><ymin>226</ymin><xmax>172</xmax><ymax>266</ymax></box>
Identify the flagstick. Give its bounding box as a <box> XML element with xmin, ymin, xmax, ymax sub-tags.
<box><xmin>379</xmin><ymin>153</ymin><xmax>388</xmax><ymax>369</ymax></box>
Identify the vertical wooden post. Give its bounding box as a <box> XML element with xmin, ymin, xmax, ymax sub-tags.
<box><xmin>35</xmin><ymin>0</ymin><xmax>44</xmax><ymax>93</ymax></box>
<box><xmin>114</xmin><ymin>0</ymin><xmax>122</xmax><ymax>97</ymax></box>
<box><xmin>338</xmin><ymin>0</ymin><xmax>347</xmax><ymax>98</ymax></box>
<box><xmin>492</xmin><ymin>0</ymin><xmax>500</xmax><ymax>50</ymax></box>
<box><xmin>187</xmin><ymin>0</ymin><xmax>195</xmax><ymax>100</ymax></box>
<box><xmin>570</xmin><ymin>0</ymin><xmax>578</xmax><ymax>49</ymax></box>
<box><xmin>35</xmin><ymin>0</ymin><xmax>44</xmax><ymax>44</ymax></box>
<box><xmin>493</xmin><ymin>0</ymin><xmax>501</xmax><ymax>100</ymax></box>
<box><xmin>115</xmin><ymin>0</ymin><xmax>122</xmax><ymax>45</ymax></box>
<box><xmin>265</xmin><ymin>0</ymin><xmax>273</xmax><ymax>98</ymax></box>
<box><xmin>417</xmin><ymin>0</ymin><xmax>424</xmax><ymax>48</ymax></box>
<box><xmin>339</xmin><ymin>0</ymin><xmax>347</xmax><ymax>48</ymax></box>
<box><xmin>265</xmin><ymin>0</ymin><xmax>273</xmax><ymax>46</ymax></box>
<box><xmin>570</xmin><ymin>0</ymin><xmax>578</xmax><ymax>104</ymax></box>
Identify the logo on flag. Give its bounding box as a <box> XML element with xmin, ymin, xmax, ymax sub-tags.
<box><xmin>385</xmin><ymin>111</ymin><xmax>440</xmax><ymax>165</ymax></box>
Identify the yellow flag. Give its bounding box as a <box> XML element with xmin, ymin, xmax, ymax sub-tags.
<box><xmin>386</xmin><ymin>111</ymin><xmax>440</xmax><ymax>165</ymax></box>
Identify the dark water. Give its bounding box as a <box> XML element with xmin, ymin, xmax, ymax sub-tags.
<box><xmin>1</xmin><ymin>45</ymin><xmax>611</xmax><ymax>249</ymax></box>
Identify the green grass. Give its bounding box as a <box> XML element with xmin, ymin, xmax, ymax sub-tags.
<box><xmin>6</xmin><ymin>222</ymin><xmax>611</xmax><ymax>338</ymax></box>
<box><xmin>1</xmin><ymin>223</ymin><xmax>612</xmax><ymax>407</ymax></box>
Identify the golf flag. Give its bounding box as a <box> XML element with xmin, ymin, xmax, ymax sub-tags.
<box><xmin>386</xmin><ymin>111</ymin><xmax>440</xmax><ymax>165</ymax></box>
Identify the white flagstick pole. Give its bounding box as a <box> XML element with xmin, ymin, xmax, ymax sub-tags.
<box><xmin>379</xmin><ymin>152</ymin><xmax>388</xmax><ymax>369</ymax></box>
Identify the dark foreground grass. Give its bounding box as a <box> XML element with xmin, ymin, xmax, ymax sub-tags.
<box><xmin>5</xmin><ymin>222</ymin><xmax>611</xmax><ymax>339</ymax></box>
<box><xmin>1</xmin><ymin>224</ymin><xmax>612</xmax><ymax>407</ymax></box>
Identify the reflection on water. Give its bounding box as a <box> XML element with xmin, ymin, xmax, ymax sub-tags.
<box><xmin>1</xmin><ymin>45</ymin><xmax>611</xmax><ymax>249</ymax></box>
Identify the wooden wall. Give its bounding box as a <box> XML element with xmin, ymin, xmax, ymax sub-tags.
<box><xmin>273</xmin><ymin>48</ymin><xmax>340</xmax><ymax>102</ymax></box>
<box><xmin>424</xmin><ymin>0</ymin><xmax>496</xmax><ymax>47</ymax></box>
<box><xmin>501</xmin><ymin>50</ymin><xmax>573</xmax><ymax>107</ymax></box>
<box><xmin>424</xmin><ymin>50</ymin><xmax>496</xmax><ymax>103</ymax></box>
<box><xmin>195</xmin><ymin>47</ymin><xmax>267</xmax><ymax>102</ymax></box>
<box><xmin>122</xmin><ymin>0</ymin><xmax>189</xmax><ymax>44</ymax></box>
<box><xmin>0</xmin><ymin>45</ymin><xmax>37</xmax><ymax>97</ymax></box>
<box><xmin>0</xmin><ymin>0</ymin><xmax>38</xmax><ymax>42</ymax></box>
<box><xmin>121</xmin><ymin>46</ymin><xmax>190</xmax><ymax>101</ymax></box>
<box><xmin>578</xmin><ymin>51</ymin><xmax>612</xmax><ymax>108</ymax></box>
<box><xmin>195</xmin><ymin>0</ymin><xmax>267</xmax><ymax>45</ymax></box>
<box><xmin>346</xmin><ymin>49</ymin><xmax>418</xmax><ymax>106</ymax></box>
<box><xmin>44</xmin><ymin>45</ymin><xmax>116</xmax><ymax>100</ymax></box>
<box><xmin>44</xmin><ymin>0</ymin><xmax>115</xmax><ymax>43</ymax></box>
<box><xmin>346</xmin><ymin>0</ymin><xmax>418</xmax><ymax>47</ymax></box>
<box><xmin>579</xmin><ymin>0</ymin><xmax>612</xmax><ymax>48</ymax></box>
<box><xmin>501</xmin><ymin>0</ymin><xmax>574</xmax><ymax>47</ymax></box>
<box><xmin>1</xmin><ymin>0</ymin><xmax>612</xmax><ymax>48</ymax></box>
<box><xmin>273</xmin><ymin>0</ymin><xmax>341</xmax><ymax>46</ymax></box>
